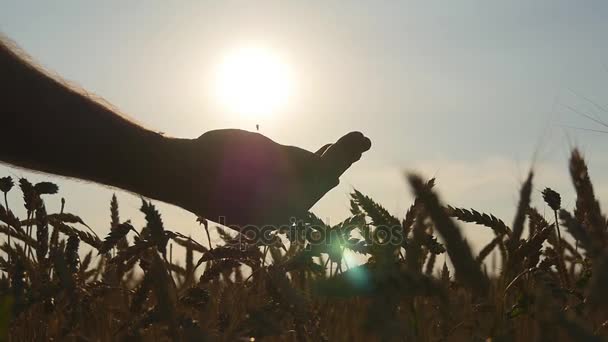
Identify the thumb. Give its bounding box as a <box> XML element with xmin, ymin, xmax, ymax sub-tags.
<box><xmin>320</xmin><ymin>132</ymin><xmax>372</xmax><ymax>179</ymax></box>
<box><xmin>300</xmin><ymin>132</ymin><xmax>371</xmax><ymax>211</ymax></box>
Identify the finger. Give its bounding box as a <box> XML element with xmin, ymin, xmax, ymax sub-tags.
<box><xmin>320</xmin><ymin>131</ymin><xmax>372</xmax><ymax>178</ymax></box>
<box><xmin>300</xmin><ymin>132</ymin><xmax>371</xmax><ymax>211</ymax></box>
<box><xmin>315</xmin><ymin>143</ymin><xmax>332</xmax><ymax>156</ymax></box>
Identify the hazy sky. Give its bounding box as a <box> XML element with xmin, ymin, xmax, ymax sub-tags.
<box><xmin>1</xmin><ymin>1</ymin><xmax>608</xmax><ymax>252</ymax></box>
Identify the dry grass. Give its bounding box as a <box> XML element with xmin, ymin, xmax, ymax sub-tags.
<box><xmin>0</xmin><ymin>148</ymin><xmax>607</xmax><ymax>341</ymax></box>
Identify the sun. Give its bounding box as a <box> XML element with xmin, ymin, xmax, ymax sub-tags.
<box><xmin>214</xmin><ymin>46</ymin><xmax>293</xmax><ymax>118</ymax></box>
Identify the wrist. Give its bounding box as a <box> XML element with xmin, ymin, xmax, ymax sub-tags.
<box><xmin>129</xmin><ymin>134</ymin><xmax>198</xmax><ymax>210</ymax></box>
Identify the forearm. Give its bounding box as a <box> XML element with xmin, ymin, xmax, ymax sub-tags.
<box><xmin>0</xmin><ymin>38</ymin><xmax>186</xmax><ymax>203</ymax></box>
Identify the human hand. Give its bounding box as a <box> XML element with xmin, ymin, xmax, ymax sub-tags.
<box><xmin>164</xmin><ymin>129</ymin><xmax>371</xmax><ymax>228</ymax></box>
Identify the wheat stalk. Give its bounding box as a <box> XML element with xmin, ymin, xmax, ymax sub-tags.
<box><xmin>408</xmin><ymin>174</ymin><xmax>488</xmax><ymax>296</ymax></box>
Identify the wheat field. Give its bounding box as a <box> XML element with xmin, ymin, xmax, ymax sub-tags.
<box><xmin>0</xmin><ymin>148</ymin><xmax>606</xmax><ymax>341</ymax></box>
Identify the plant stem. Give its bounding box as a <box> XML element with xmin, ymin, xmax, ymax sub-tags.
<box><xmin>169</xmin><ymin>243</ymin><xmax>173</xmax><ymax>280</ymax></box>
<box><xmin>4</xmin><ymin>192</ymin><xmax>9</xmax><ymax>264</ymax></box>
<box><xmin>554</xmin><ymin>209</ymin><xmax>570</xmax><ymax>287</ymax></box>
<box><xmin>25</xmin><ymin>211</ymin><xmax>31</xmax><ymax>259</ymax></box>
<box><xmin>204</xmin><ymin>224</ymin><xmax>213</xmax><ymax>250</ymax></box>
<box><xmin>554</xmin><ymin>210</ymin><xmax>562</xmax><ymax>253</ymax></box>
<box><xmin>399</xmin><ymin>249</ymin><xmax>405</xmax><ymax>261</ymax></box>
<box><xmin>261</xmin><ymin>245</ymin><xmax>269</xmax><ymax>267</ymax></box>
<box><xmin>342</xmin><ymin>247</ymin><xmax>350</xmax><ymax>270</ymax></box>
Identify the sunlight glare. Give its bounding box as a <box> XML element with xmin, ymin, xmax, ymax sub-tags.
<box><xmin>215</xmin><ymin>46</ymin><xmax>293</xmax><ymax>118</ymax></box>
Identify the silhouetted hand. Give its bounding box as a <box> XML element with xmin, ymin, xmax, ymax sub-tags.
<box><xmin>0</xmin><ymin>37</ymin><xmax>371</xmax><ymax>228</ymax></box>
<box><xmin>168</xmin><ymin>129</ymin><xmax>371</xmax><ymax>228</ymax></box>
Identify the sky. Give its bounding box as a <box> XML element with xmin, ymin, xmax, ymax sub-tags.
<box><xmin>1</xmin><ymin>1</ymin><xmax>608</xmax><ymax>255</ymax></box>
